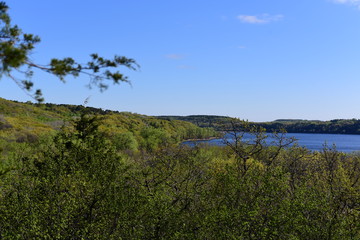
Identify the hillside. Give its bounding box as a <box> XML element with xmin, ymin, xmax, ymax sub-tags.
<box><xmin>0</xmin><ymin>98</ymin><xmax>218</xmax><ymax>148</ymax></box>
<box><xmin>157</xmin><ymin>115</ymin><xmax>233</xmax><ymax>130</ymax></box>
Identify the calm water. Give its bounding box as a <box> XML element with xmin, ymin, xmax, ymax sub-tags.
<box><xmin>183</xmin><ymin>133</ymin><xmax>360</xmax><ymax>153</ymax></box>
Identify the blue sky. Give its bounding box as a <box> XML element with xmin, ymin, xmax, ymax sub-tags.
<box><xmin>2</xmin><ymin>0</ymin><xmax>360</xmax><ymax>121</ymax></box>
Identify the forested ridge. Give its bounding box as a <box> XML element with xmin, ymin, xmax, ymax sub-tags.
<box><xmin>159</xmin><ymin>115</ymin><xmax>360</xmax><ymax>134</ymax></box>
<box><xmin>0</xmin><ymin>97</ymin><xmax>218</xmax><ymax>148</ymax></box>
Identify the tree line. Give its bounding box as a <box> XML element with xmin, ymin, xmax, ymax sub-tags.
<box><xmin>159</xmin><ymin>115</ymin><xmax>360</xmax><ymax>135</ymax></box>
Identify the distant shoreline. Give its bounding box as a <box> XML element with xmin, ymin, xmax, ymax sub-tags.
<box><xmin>182</xmin><ymin>136</ymin><xmax>219</xmax><ymax>142</ymax></box>
<box><xmin>157</xmin><ymin>116</ymin><xmax>360</xmax><ymax>136</ymax></box>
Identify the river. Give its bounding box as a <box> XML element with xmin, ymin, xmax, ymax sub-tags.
<box><xmin>183</xmin><ymin>132</ymin><xmax>360</xmax><ymax>153</ymax></box>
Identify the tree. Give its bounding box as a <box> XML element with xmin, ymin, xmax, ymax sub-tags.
<box><xmin>0</xmin><ymin>1</ymin><xmax>138</xmax><ymax>102</ymax></box>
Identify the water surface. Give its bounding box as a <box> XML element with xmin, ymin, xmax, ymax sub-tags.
<box><xmin>183</xmin><ymin>133</ymin><xmax>360</xmax><ymax>153</ymax></box>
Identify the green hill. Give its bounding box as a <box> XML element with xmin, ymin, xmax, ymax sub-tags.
<box><xmin>0</xmin><ymin>98</ymin><xmax>218</xmax><ymax>148</ymax></box>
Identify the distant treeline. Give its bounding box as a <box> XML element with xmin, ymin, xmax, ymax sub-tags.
<box><xmin>157</xmin><ymin>115</ymin><xmax>360</xmax><ymax>135</ymax></box>
<box><xmin>257</xmin><ymin>119</ymin><xmax>360</xmax><ymax>134</ymax></box>
<box><xmin>157</xmin><ymin>115</ymin><xmax>231</xmax><ymax>129</ymax></box>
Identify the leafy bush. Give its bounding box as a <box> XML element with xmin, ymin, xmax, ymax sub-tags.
<box><xmin>0</xmin><ymin>114</ymin><xmax>359</xmax><ymax>239</ymax></box>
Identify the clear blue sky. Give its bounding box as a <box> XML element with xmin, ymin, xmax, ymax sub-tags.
<box><xmin>2</xmin><ymin>0</ymin><xmax>360</xmax><ymax>121</ymax></box>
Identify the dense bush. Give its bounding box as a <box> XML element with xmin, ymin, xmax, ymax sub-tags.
<box><xmin>0</xmin><ymin>116</ymin><xmax>359</xmax><ymax>239</ymax></box>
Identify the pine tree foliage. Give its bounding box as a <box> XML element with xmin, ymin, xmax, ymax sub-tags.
<box><xmin>0</xmin><ymin>1</ymin><xmax>138</xmax><ymax>102</ymax></box>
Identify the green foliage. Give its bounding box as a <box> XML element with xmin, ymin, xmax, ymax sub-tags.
<box><xmin>139</xmin><ymin>126</ymin><xmax>172</xmax><ymax>151</ymax></box>
<box><xmin>0</xmin><ymin>98</ymin><xmax>217</xmax><ymax>146</ymax></box>
<box><xmin>259</xmin><ymin>118</ymin><xmax>360</xmax><ymax>135</ymax></box>
<box><xmin>1</xmin><ymin>116</ymin><xmax>359</xmax><ymax>238</ymax></box>
<box><xmin>112</xmin><ymin>131</ymin><xmax>138</xmax><ymax>151</ymax></box>
<box><xmin>0</xmin><ymin>1</ymin><xmax>138</xmax><ymax>102</ymax></box>
<box><xmin>0</xmin><ymin>114</ymin><xmax>131</xmax><ymax>238</ymax></box>
<box><xmin>2</xmin><ymin>1</ymin><xmax>359</xmax><ymax>237</ymax></box>
<box><xmin>160</xmin><ymin>115</ymin><xmax>360</xmax><ymax>135</ymax></box>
